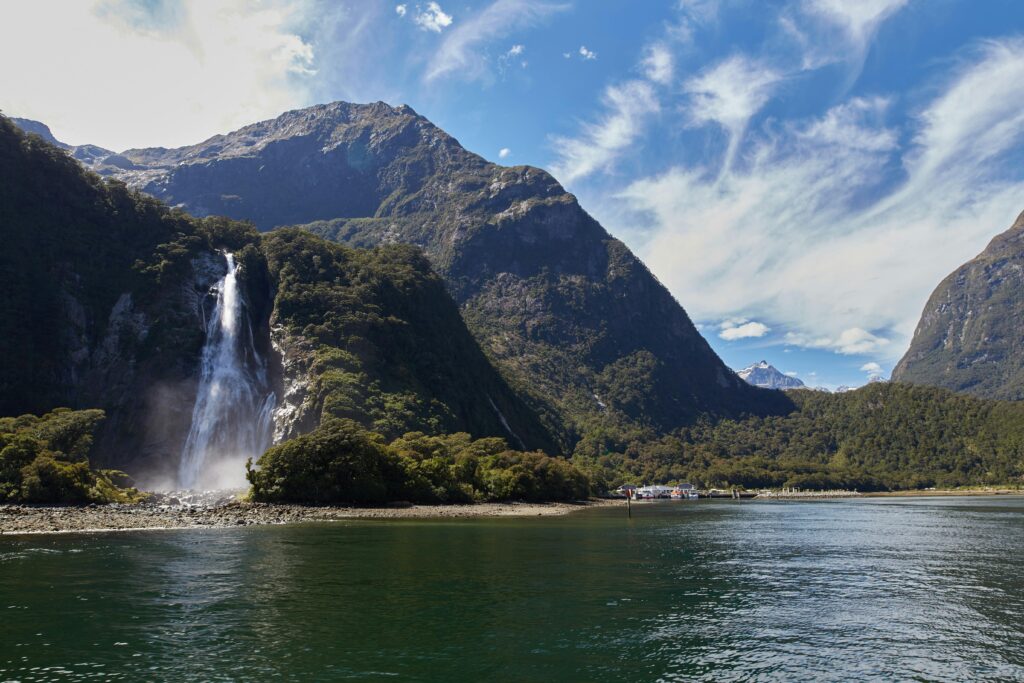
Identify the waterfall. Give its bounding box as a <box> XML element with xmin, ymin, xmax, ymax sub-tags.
<box><xmin>178</xmin><ymin>253</ymin><xmax>276</xmax><ymax>490</ymax></box>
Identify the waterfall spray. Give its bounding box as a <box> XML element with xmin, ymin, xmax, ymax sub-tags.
<box><xmin>178</xmin><ymin>253</ymin><xmax>276</xmax><ymax>490</ymax></box>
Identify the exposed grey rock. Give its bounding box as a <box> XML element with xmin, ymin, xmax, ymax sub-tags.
<box><xmin>893</xmin><ymin>209</ymin><xmax>1024</xmax><ymax>400</ymax></box>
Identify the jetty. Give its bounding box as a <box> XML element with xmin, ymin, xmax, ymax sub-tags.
<box><xmin>757</xmin><ymin>488</ymin><xmax>861</xmax><ymax>499</ymax></box>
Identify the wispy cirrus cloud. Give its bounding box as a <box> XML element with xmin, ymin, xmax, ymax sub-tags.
<box><xmin>805</xmin><ymin>0</ymin><xmax>908</xmax><ymax>48</ymax></box>
<box><xmin>423</xmin><ymin>0</ymin><xmax>566</xmax><ymax>83</ymax></box>
<box><xmin>549</xmin><ymin>80</ymin><xmax>660</xmax><ymax>183</ymax></box>
<box><xmin>617</xmin><ymin>38</ymin><xmax>1024</xmax><ymax>360</ymax></box>
<box><xmin>550</xmin><ymin>35</ymin><xmax>684</xmax><ymax>183</ymax></box>
<box><xmin>641</xmin><ymin>43</ymin><xmax>674</xmax><ymax>85</ymax></box>
<box><xmin>684</xmin><ymin>55</ymin><xmax>783</xmax><ymax>172</ymax></box>
<box><xmin>795</xmin><ymin>0</ymin><xmax>908</xmax><ymax>79</ymax></box>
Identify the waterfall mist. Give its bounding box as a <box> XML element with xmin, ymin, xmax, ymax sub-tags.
<box><xmin>178</xmin><ymin>253</ymin><xmax>276</xmax><ymax>490</ymax></box>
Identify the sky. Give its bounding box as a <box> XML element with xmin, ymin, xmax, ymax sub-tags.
<box><xmin>3</xmin><ymin>0</ymin><xmax>1024</xmax><ymax>389</ymax></box>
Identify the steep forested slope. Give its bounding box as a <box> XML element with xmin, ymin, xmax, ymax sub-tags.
<box><xmin>260</xmin><ymin>229</ymin><xmax>557</xmax><ymax>451</ymax></box>
<box><xmin>0</xmin><ymin>116</ymin><xmax>555</xmax><ymax>484</ymax></box>
<box><xmin>576</xmin><ymin>383</ymin><xmax>1024</xmax><ymax>491</ymax></box>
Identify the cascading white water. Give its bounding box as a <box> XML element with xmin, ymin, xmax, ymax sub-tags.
<box><xmin>178</xmin><ymin>253</ymin><xmax>276</xmax><ymax>490</ymax></box>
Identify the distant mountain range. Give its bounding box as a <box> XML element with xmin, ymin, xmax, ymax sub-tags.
<box><xmin>894</xmin><ymin>210</ymin><xmax>1024</xmax><ymax>400</ymax></box>
<box><xmin>736</xmin><ymin>361</ymin><xmax>805</xmax><ymax>390</ymax></box>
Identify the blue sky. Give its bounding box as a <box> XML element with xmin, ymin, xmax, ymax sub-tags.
<box><xmin>4</xmin><ymin>0</ymin><xmax>1024</xmax><ymax>388</ymax></box>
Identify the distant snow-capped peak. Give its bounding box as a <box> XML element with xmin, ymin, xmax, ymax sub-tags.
<box><xmin>736</xmin><ymin>361</ymin><xmax>805</xmax><ymax>390</ymax></box>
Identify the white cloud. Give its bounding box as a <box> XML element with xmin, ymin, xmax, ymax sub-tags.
<box><xmin>834</xmin><ymin>329</ymin><xmax>890</xmax><ymax>355</ymax></box>
<box><xmin>0</xmin><ymin>0</ymin><xmax>317</xmax><ymax>151</ymax></box>
<box><xmin>563</xmin><ymin>51</ymin><xmax>572</xmax><ymax>59</ymax></box>
<box><xmin>414</xmin><ymin>1</ymin><xmax>452</xmax><ymax>32</ymax></box>
<box><xmin>498</xmin><ymin>43</ymin><xmax>528</xmax><ymax>74</ymax></box>
<box><xmin>613</xmin><ymin>37</ymin><xmax>1024</xmax><ymax>361</ymax></box>
<box><xmin>642</xmin><ymin>43</ymin><xmax>674</xmax><ymax>85</ymax></box>
<box><xmin>784</xmin><ymin>371</ymin><xmax>799</xmax><ymax>377</ymax></box>
<box><xmin>684</xmin><ymin>55</ymin><xmax>782</xmax><ymax>171</ymax></box>
<box><xmin>499</xmin><ymin>147</ymin><xmax>511</xmax><ymax>158</ymax></box>
<box><xmin>395</xmin><ymin>4</ymin><xmax>407</xmax><ymax>17</ymax></box>
<box><xmin>860</xmin><ymin>362</ymin><xmax>883</xmax><ymax>375</ymax></box>
<box><xmin>783</xmin><ymin>329</ymin><xmax>890</xmax><ymax>355</ymax></box>
<box><xmin>424</xmin><ymin>0</ymin><xmax>565</xmax><ymax>83</ymax></box>
<box><xmin>719</xmin><ymin>319</ymin><xmax>770</xmax><ymax>340</ymax></box>
<box><xmin>579</xmin><ymin>45</ymin><xmax>597</xmax><ymax>60</ymax></box>
<box><xmin>550</xmin><ymin>80</ymin><xmax>659</xmax><ymax>183</ymax></box>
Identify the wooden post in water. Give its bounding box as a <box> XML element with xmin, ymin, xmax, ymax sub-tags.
<box><xmin>627</xmin><ymin>493</ymin><xmax>631</xmax><ymax>518</ymax></box>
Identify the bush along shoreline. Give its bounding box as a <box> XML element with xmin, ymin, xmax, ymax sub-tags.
<box><xmin>246</xmin><ymin>419</ymin><xmax>591</xmax><ymax>505</ymax></box>
<box><xmin>0</xmin><ymin>409</ymin><xmax>146</xmax><ymax>504</ymax></box>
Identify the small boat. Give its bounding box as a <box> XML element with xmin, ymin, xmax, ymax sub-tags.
<box><xmin>670</xmin><ymin>486</ymin><xmax>699</xmax><ymax>500</ymax></box>
<box><xmin>636</xmin><ymin>485</ymin><xmax>673</xmax><ymax>499</ymax></box>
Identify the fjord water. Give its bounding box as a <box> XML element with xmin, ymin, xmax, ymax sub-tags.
<box><xmin>178</xmin><ymin>252</ymin><xmax>275</xmax><ymax>490</ymax></box>
<box><xmin>3</xmin><ymin>498</ymin><xmax>1023</xmax><ymax>681</ymax></box>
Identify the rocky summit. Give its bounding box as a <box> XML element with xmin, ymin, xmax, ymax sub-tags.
<box><xmin>893</xmin><ymin>210</ymin><xmax>1024</xmax><ymax>400</ymax></box>
<box><xmin>737</xmin><ymin>361</ymin><xmax>805</xmax><ymax>390</ymax></box>
<box><xmin>31</xmin><ymin>101</ymin><xmax>788</xmax><ymax>448</ymax></box>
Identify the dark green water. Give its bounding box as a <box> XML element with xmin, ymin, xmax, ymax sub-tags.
<box><xmin>2</xmin><ymin>497</ymin><xmax>1023</xmax><ymax>682</ymax></box>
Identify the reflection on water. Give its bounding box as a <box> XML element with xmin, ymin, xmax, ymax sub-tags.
<box><xmin>2</xmin><ymin>497</ymin><xmax>1023</xmax><ymax>681</ymax></box>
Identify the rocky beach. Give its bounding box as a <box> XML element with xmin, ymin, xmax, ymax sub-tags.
<box><xmin>0</xmin><ymin>497</ymin><xmax>620</xmax><ymax>535</ymax></box>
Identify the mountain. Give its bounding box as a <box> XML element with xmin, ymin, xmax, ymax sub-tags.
<box><xmin>0</xmin><ymin>115</ymin><xmax>555</xmax><ymax>485</ymax></box>
<box><xmin>36</xmin><ymin>101</ymin><xmax>789</xmax><ymax>449</ymax></box>
<box><xmin>11</xmin><ymin>117</ymin><xmax>115</xmax><ymax>166</ymax></box>
<box><xmin>737</xmin><ymin>361</ymin><xmax>805</xmax><ymax>390</ymax></box>
<box><xmin>893</xmin><ymin>210</ymin><xmax>1024</xmax><ymax>400</ymax></box>
<box><xmin>258</xmin><ymin>228</ymin><xmax>556</xmax><ymax>453</ymax></box>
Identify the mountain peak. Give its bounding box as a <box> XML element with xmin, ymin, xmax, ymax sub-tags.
<box><xmin>737</xmin><ymin>361</ymin><xmax>804</xmax><ymax>390</ymax></box>
<box><xmin>11</xmin><ymin>118</ymin><xmax>67</xmax><ymax>148</ymax></box>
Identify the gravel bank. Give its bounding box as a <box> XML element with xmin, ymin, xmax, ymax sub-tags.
<box><xmin>0</xmin><ymin>498</ymin><xmax>621</xmax><ymax>535</ymax></box>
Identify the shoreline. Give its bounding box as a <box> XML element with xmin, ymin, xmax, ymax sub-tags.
<box><xmin>860</xmin><ymin>488</ymin><xmax>1024</xmax><ymax>498</ymax></box>
<box><xmin>5</xmin><ymin>490</ymin><xmax>1021</xmax><ymax>536</ymax></box>
<box><xmin>0</xmin><ymin>498</ymin><xmax>622</xmax><ymax>536</ymax></box>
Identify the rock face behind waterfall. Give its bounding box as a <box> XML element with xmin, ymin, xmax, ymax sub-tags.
<box><xmin>0</xmin><ymin>117</ymin><xmax>238</xmax><ymax>484</ymax></box>
<box><xmin>68</xmin><ymin>101</ymin><xmax>789</xmax><ymax>448</ymax></box>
